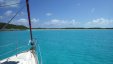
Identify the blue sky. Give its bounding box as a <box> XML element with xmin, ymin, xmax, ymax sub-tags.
<box><xmin>0</xmin><ymin>0</ymin><xmax>113</xmax><ymax>28</ymax></box>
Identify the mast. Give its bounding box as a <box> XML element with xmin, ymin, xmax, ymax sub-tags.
<box><xmin>26</xmin><ymin>1</ymin><xmax>38</xmax><ymax>64</ymax></box>
<box><xmin>26</xmin><ymin>0</ymin><xmax>33</xmax><ymax>41</ymax></box>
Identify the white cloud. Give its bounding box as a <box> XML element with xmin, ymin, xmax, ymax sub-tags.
<box><xmin>42</xmin><ymin>18</ymin><xmax>113</xmax><ymax>28</ymax></box>
<box><xmin>11</xmin><ymin>18</ymin><xmax>39</xmax><ymax>27</ymax></box>
<box><xmin>0</xmin><ymin>0</ymin><xmax>20</xmax><ymax>8</ymax></box>
<box><xmin>13</xmin><ymin>18</ymin><xmax>28</xmax><ymax>26</ymax></box>
<box><xmin>45</xmin><ymin>19</ymin><xmax>65</xmax><ymax>26</ymax></box>
<box><xmin>50</xmin><ymin>19</ymin><xmax>65</xmax><ymax>24</ymax></box>
<box><xmin>10</xmin><ymin>18</ymin><xmax>113</xmax><ymax>28</ymax></box>
<box><xmin>4</xmin><ymin>10</ymin><xmax>25</xmax><ymax>18</ymax></box>
<box><xmin>4</xmin><ymin>10</ymin><xmax>15</xmax><ymax>17</ymax></box>
<box><xmin>84</xmin><ymin>18</ymin><xmax>113</xmax><ymax>28</ymax></box>
<box><xmin>43</xmin><ymin>19</ymin><xmax>81</xmax><ymax>28</ymax></box>
<box><xmin>17</xmin><ymin>18</ymin><xmax>27</xmax><ymax>23</ymax></box>
<box><xmin>20</xmin><ymin>12</ymin><xmax>25</xmax><ymax>16</ymax></box>
<box><xmin>46</xmin><ymin>13</ymin><xmax>53</xmax><ymax>16</ymax></box>
<box><xmin>31</xmin><ymin>18</ymin><xmax>39</xmax><ymax>23</ymax></box>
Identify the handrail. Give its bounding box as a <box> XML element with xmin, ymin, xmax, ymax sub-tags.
<box><xmin>37</xmin><ymin>42</ymin><xmax>43</xmax><ymax>64</ymax></box>
<box><xmin>34</xmin><ymin>39</ymin><xmax>43</xmax><ymax>64</ymax></box>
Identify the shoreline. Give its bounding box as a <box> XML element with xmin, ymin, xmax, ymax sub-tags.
<box><xmin>31</xmin><ymin>28</ymin><xmax>113</xmax><ymax>30</ymax></box>
<box><xmin>0</xmin><ymin>28</ymin><xmax>113</xmax><ymax>31</ymax></box>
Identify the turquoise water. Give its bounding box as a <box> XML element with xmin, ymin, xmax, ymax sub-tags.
<box><xmin>0</xmin><ymin>30</ymin><xmax>113</xmax><ymax>64</ymax></box>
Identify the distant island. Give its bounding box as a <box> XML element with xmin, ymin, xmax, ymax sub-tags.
<box><xmin>32</xmin><ymin>27</ymin><xmax>113</xmax><ymax>29</ymax></box>
<box><xmin>0</xmin><ymin>22</ymin><xmax>28</xmax><ymax>31</ymax></box>
<box><xmin>0</xmin><ymin>22</ymin><xmax>113</xmax><ymax>31</ymax></box>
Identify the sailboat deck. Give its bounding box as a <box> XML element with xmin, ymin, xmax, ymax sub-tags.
<box><xmin>0</xmin><ymin>51</ymin><xmax>37</xmax><ymax>64</ymax></box>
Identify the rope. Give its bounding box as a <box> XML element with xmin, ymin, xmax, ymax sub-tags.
<box><xmin>0</xmin><ymin>45</ymin><xmax>28</xmax><ymax>57</ymax></box>
<box><xmin>0</xmin><ymin>42</ymin><xmax>15</xmax><ymax>48</ymax></box>
<box><xmin>35</xmin><ymin>39</ymin><xmax>43</xmax><ymax>64</ymax></box>
<box><xmin>0</xmin><ymin>49</ymin><xmax>16</xmax><ymax>57</ymax></box>
<box><xmin>17</xmin><ymin>45</ymin><xmax>28</xmax><ymax>49</ymax></box>
<box><xmin>1</xmin><ymin>5</ymin><xmax>25</xmax><ymax>29</ymax></box>
<box><xmin>37</xmin><ymin>43</ymin><xmax>43</xmax><ymax>64</ymax></box>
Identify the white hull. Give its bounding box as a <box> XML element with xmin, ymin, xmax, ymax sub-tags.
<box><xmin>0</xmin><ymin>50</ymin><xmax>38</xmax><ymax>64</ymax></box>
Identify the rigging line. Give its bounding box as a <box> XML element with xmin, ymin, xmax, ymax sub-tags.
<box><xmin>37</xmin><ymin>43</ymin><xmax>43</xmax><ymax>64</ymax></box>
<box><xmin>0</xmin><ymin>42</ymin><xmax>15</xmax><ymax>48</ymax></box>
<box><xmin>34</xmin><ymin>39</ymin><xmax>43</xmax><ymax>64</ymax></box>
<box><xmin>17</xmin><ymin>45</ymin><xmax>28</xmax><ymax>49</ymax></box>
<box><xmin>0</xmin><ymin>2</ymin><xmax>24</xmax><ymax>8</ymax></box>
<box><xmin>31</xmin><ymin>39</ymin><xmax>39</xmax><ymax>64</ymax></box>
<box><xmin>0</xmin><ymin>48</ymin><xmax>16</xmax><ymax>57</ymax></box>
<box><xmin>1</xmin><ymin>5</ymin><xmax>25</xmax><ymax>29</ymax></box>
<box><xmin>0</xmin><ymin>45</ymin><xmax>28</xmax><ymax>57</ymax></box>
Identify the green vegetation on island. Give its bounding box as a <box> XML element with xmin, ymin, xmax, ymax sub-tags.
<box><xmin>0</xmin><ymin>22</ymin><xmax>113</xmax><ymax>31</ymax></box>
<box><xmin>0</xmin><ymin>22</ymin><xmax>28</xmax><ymax>30</ymax></box>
